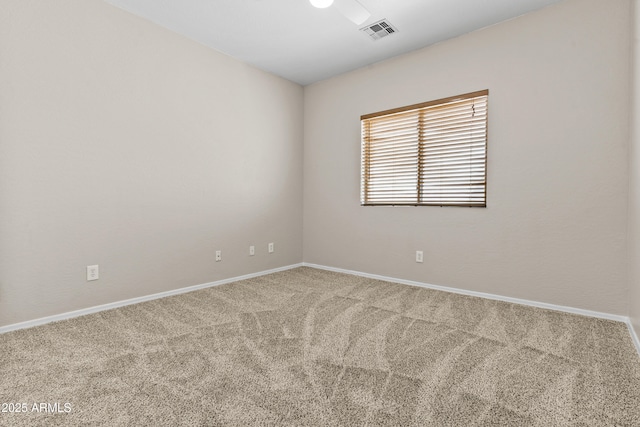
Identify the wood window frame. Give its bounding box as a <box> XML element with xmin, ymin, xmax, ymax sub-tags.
<box><xmin>361</xmin><ymin>89</ymin><xmax>488</xmax><ymax>207</ymax></box>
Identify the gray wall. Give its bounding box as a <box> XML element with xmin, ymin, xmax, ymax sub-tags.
<box><xmin>0</xmin><ymin>0</ymin><xmax>304</xmax><ymax>327</ymax></box>
<box><xmin>630</xmin><ymin>0</ymin><xmax>640</xmax><ymax>342</ymax></box>
<box><xmin>303</xmin><ymin>0</ymin><xmax>631</xmax><ymax>314</ymax></box>
<box><xmin>1</xmin><ymin>0</ymin><xmax>637</xmax><ymax>329</ymax></box>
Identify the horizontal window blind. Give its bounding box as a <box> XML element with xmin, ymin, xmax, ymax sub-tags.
<box><xmin>361</xmin><ymin>90</ymin><xmax>488</xmax><ymax>207</ymax></box>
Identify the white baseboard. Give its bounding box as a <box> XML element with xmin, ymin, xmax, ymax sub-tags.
<box><xmin>303</xmin><ymin>263</ymin><xmax>640</xmax><ymax>357</ymax></box>
<box><xmin>3</xmin><ymin>261</ymin><xmax>639</xmax><ymax>358</ymax></box>
<box><xmin>302</xmin><ymin>263</ymin><xmax>630</xmax><ymax>322</ymax></box>
<box><xmin>0</xmin><ymin>263</ymin><xmax>303</xmax><ymax>335</ymax></box>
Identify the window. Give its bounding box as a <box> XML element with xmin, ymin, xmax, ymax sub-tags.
<box><xmin>361</xmin><ymin>90</ymin><xmax>488</xmax><ymax>207</ymax></box>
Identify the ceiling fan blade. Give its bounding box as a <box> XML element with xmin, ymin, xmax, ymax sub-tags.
<box><xmin>334</xmin><ymin>0</ymin><xmax>371</xmax><ymax>25</ymax></box>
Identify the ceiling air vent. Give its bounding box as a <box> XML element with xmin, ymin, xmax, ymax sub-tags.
<box><xmin>360</xmin><ymin>19</ymin><xmax>398</xmax><ymax>41</ymax></box>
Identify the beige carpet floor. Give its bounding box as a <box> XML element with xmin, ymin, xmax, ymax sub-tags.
<box><xmin>1</xmin><ymin>267</ymin><xmax>639</xmax><ymax>426</ymax></box>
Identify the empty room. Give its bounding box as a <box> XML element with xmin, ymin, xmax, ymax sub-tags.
<box><xmin>1</xmin><ymin>0</ymin><xmax>640</xmax><ymax>425</ymax></box>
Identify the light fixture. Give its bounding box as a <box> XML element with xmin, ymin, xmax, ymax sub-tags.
<box><xmin>310</xmin><ymin>0</ymin><xmax>334</xmax><ymax>9</ymax></box>
<box><xmin>310</xmin><ymin>0</ymin><xmax>371</xmax><ymax>25</ymax></box>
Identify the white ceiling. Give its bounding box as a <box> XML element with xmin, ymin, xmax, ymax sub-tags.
<box><xmin>103</xmin><ymin>0</ymin><xmax>564</xmax><ymax>86</ymax></box>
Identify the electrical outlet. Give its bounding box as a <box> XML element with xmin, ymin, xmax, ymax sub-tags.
<box><xmin>416</xmin><ymin>251</ymin><xmax>423</xmax><ymax>263</ymax></box>
<box><xmin>215</xmin><ymin>250</ymin><xmax>221</xmax><ymax>262</ymax></box>
<box><xmin>87</xmin><ymin>265</ymin><xmax>99</xmax><ymax>281</ymax></box>
<box><xmin>249</xmin><ymin>245</ymin><xmax>255</xmax><ymax>256</ymax></box>
<box><xmin>268</xmin><ymin>242</ymin><xmax>274</xmax><ymax>253</ymax></box>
